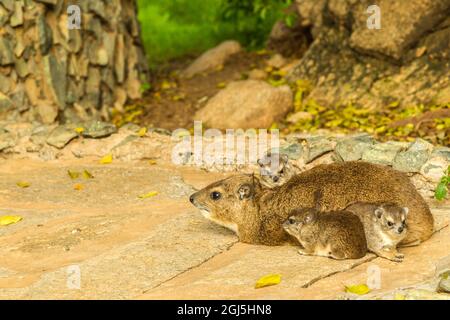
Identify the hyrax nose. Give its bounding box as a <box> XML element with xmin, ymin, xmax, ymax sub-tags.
<box><xmin>189</xmin><ymin>194</ymin><xmax>195</xmax><ymax>204</ymax></box>
<box><xmin>398</xmin><ymin>226</ymin><xmax>404</xmax><ymax>233</ymax></box>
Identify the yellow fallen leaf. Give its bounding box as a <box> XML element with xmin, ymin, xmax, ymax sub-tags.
<box><xmin>216</xmin><ymin>82</ymin><xmax>227</xmax><ymax>89</ymax></box>
<box><xmin>0</xmin><ymin>215</ymin><xmax>22</xmax><ymax>226</ymax></box>
<box><xmin>255</xmin><ymin>274</ymin><xmax>281</xmax><ymax>289</ymax></box>
<box><xmin>16</xmin><ymin>181</ymin><xmax>30</xmax><ymax>188</ymax></box>
<box><xmin>137</xmin><ymin>127</ymin><xmax>147</xmax><ymax>137</ymax></box>
<box><xmin>74</xmin><ymin>127</ymin><xmax>85</xmax><ymax>134</ymax></box>
<box><xmin>68</xmin><ymin>170</ymin><xmax>80</xmax><ymax>179</ymax></box>
<box><xmin>345</xmin><ymin>284</ymin><xmax>371</xmax><ymax>295</ymax></box>
<box><xmin>394</xmin><ymin>293</ymin><xmax>406</xmax><ymax>300</ymax></box>
<box><xmin>73</xmin><ymin>183</ymin><xmax>84</xmax><ymax>191</ymax></box>
<box><xmin>138</xmin><ymin>191</ymin><xmax>158</xmax><ymax>199</ymax></box>
<box><xmin>148</xmin><ymin>160</ymin><xmax>157</xmax><ymax>165</ymax></box>
<box><xmin>100</xmin><ymin>154</ymin><xmax>113</xmax><ymax>164</ymax></box>
<box><xmin>82</xmin><ymin>170</ymin><xmax>94</xmax><ymax>179</ymax></box>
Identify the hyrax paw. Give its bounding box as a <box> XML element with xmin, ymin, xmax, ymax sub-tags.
<box><xmin>298</xmin><ymin>249</ymin><xmax>310</xmax><ymax>256</ymax></box>
<box><xmin>393</xmin><ymin>253</ymin><xmax>405</xmax><ymax>262</ymax></box>
<box><xmin>385</xmin><ymin>253</ymin><xmax>404</xmax><ymax>262</ymax></box>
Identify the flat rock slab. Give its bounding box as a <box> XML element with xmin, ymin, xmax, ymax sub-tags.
<box><xmin>0</xmin><ymin>159</ymin><xmax>448</xmax><ymax>299</ymax></box>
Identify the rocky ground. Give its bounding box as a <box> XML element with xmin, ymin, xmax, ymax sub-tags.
<box><xmin>0</xmin><ymin>121</ymin><xmax>449</xmax><ymax>299</ymax></box>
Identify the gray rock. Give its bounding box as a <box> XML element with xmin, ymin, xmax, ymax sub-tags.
<box><xmin>437</xmin><ymin>272</ymin><xmax>450</xmax><ymax>293</ymax></box>
<box><xmin>30</xmin><ymin>125</ymin><xmax>52</xmax><ymax>147</ymax></box>
<box><xmin>0</xmin><ymin>73</ymin><xmax>11</xmax><ymax>93</ymax></box>
<box><xmin>37</xmin><ymin>102</ymin><xmax>58</xmax><ymax>124</ymax></box>
<box><xmin>393</xmin><ymin>138</ymin><xmax>433</xmax><ymax>173</ymax></box>
<box><xmin>15</xmin><ymin>57</ymin><xmax>29</xmax><ymax>78</ymax></box>
<box><xmin>335</xmin><ymin>134</ymin><xmax>376</xmax><ymax>162</ymax></box>
<box><xmin>11</xmin><ymin>85</ymin><xmax>28</xmax><ymax>112</ymax></box>
<box><xmin>420</xmin><ymin>156</ymin><xmax>449</xmax><ymax>183</ymax></box>
<box><xmin>37</xmin><ymin>14</ymin><xmax>53</xmax><ymax>55</ymax></box>
<box><xmin>279</xmin><ymin>142</ymin><xmax>304</xmax><ymax>160</ymax></box>
<box><xmin>0</xmin><ymin>0</ymin><xmax>14</xmax><ymax>11</ymax></box>
<box><xmin>148</xmin><ymin>127</ymin><xmax>172</xmax><ymax>136</ymax></box>
<box><xmin>350</xmin><ymin>0</ymin><xmax>450</xmax><ymax>60</ymax></box>
<box><xmin>67</xmin><ymin>30</ymin><xmax>82</xmax><ymax>53</ymax></box>
<box><xmin>35</xmin><ymin>0</ymin><xmax>58</xmax><ymax>4</ymax></box>
<box><xmin>0</xmin><ymin>92</ymin><xmax>13</xmax><ymax>111</ymax></box>
<box><xmin>115</xmin><ymin>35</ymin><xmax>125</xmax><ymax>83</ymax></box>
<box><xmin>305</xmin><ymin>136</ymin><xmax>334</xmax><ymax>163</ymax></box>
<box><xmin>111</xmin><ymin>134</ymin><xmax>139</xmax><ymax>149</ymax></box>
<box><xmin>362</xmin><ymin>141</ymin><xmax>409</xmax><ymax>166</ymax></box>
<box><xmin>46</xmin><ymin>125</ymin><xmax>78</xmax><ymax>149</ymax></box>
<box><xmin>43</xmin><ymin>54</ymin><xmax>67</xmax><ymax>109</ymax></box>
<box><xmin>195</xmin><ymin>80</ymin><xmax>293</xmax><ymax>130</ymax></box>
<box><xmin>0</xmin><ymin>5</ymin><xmax>9</xmax><ymax>27</ymax></box>
<box><xmin>432</xmin><ymin>147</ymin><xmax>450</xmax><ymax>161</ymax></box>
<box><xmin>0</xmin><ymin>37</ymin><xmax>14</xmax><ymax>65</ymax></box>
<box><xmin>89</xmin><ymin>0</ymin><xmax>106</xmax><ymax>19</ymax></box>
<box><xmin>0</xmin><ymin>132</ymin><xmax>15</xmax><ymax>151</ymax></box>
<box><xmin>9</xmin><ymin>0</ymin><xmax>23</xmax><ymax>27</ymax></box>
<box><xmin>120</xmin><ymin>123</ymin><xmax>141</xmax><ymax>133</ymax></box>
<box><xmin>182</xmin><ymin>40</ymin><xmax>242</xmax><ymax>78</ymax></box>
<box><xmin>82</xmin><ymin>121</ymin><xmax>117</xmax><ymax>138</ymax></box>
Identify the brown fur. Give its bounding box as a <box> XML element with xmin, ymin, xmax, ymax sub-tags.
<box><xmin>284</xmin><ymin>207</ymin><xmax>368</xmax><ymax>260</ymax></box>
<box><xmin>190</xmin><ymin>161</ymin><xmax>434</xmax><ymax>246</ymax></box>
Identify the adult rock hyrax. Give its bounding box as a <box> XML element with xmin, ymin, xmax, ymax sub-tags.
<box><xmin>346</xmin><ymin>202</ymin><xmax>409</xmax><ymax>262</ymax></box>
<box><xmin>283</xmin><ymin>191</ymin><xmax>367</xmax><ymax>259</ymax></box>
<box><xmin>189</xmin><ymin>161</ymin><xmax>434</xmax><ymax>246</ymax></box>
<box><xmin>257</xmin><ymin>152</ymin><xmax>296</xmax><ymax>187</ymax></box>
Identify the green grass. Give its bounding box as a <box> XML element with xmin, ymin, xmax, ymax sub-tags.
<box><xmin>137</xmin><ymin>0</ymin><xmax>286</xmax><ymax>67</ymax></box>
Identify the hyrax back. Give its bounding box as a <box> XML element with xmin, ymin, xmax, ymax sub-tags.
<box><xmin>346</xmin><ymin>202</ymin><xmax>409</xmax><ymax>262</ymax></box>
<box><xmin>284</xmin><ymin>207</ymin><xmax>367</xmax><ymax>260</ymax></box>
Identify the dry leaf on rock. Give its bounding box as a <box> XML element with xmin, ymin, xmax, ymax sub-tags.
<box><xmin>16</xmin><ymin>181</ymin><xmax>30</xmax><ymax>188</ymax></box>
<box><xmin>345</xmin><ymin>284</ymin><xmax>371</xmax><ymax>295</ymax></box>
<box><xmin>0</xmin><ymin>215</ymin><xmax>22</xmax><ymax>226</ymax></box>
<box><xmin>138</xmin><ymin>191</ymin><xmax>158</xmax><ymax>199</ymax></box>
<box><xmin>100</xmin><ymin>154</ymin><xmax>113</xmax><ymax>164</ymax></box>
<box><xmin>68</xmin><ymin>170</ymin><xmax>80</xmax><ymax>179</ymax></box>
<box><xmin>255</xmin><ymin>274</ymin><xmax>281</xmax><ymax>289</ymax></box>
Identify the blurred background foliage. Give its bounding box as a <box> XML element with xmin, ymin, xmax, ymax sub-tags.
<box><xmin>137</xmin><ymin>0</ymin><xmax>293</xmax><ymax>67</ymax></box>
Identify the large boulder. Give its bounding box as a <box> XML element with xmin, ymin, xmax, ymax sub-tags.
<box><xmin>288</xmin><ymin>0</ymin><xmax>450</xmax><ymax>109</ymax></box>
<box><xmin>194</xmin><ymin>80</ymin><xmax>293</xmax><ymax>129</ymax></box>
<box><xmin>181</xmin><ymin>40</ymin><xmax>241</xmax><ymax>78</ymax></box>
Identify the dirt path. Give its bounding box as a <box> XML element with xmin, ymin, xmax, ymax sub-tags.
<box><xmin>0</xmin><ymin>159</ymin><xmax>449</xmax><ymax>299</ymax></box>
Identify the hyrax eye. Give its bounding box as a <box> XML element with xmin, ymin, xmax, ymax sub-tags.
<box><xmin>210</xmin><ymin>191</ymin><xmax>221</xmax><ymax>200</ymax></box>
<box><xmin>387</xmin><ymin>221</ymin><xmax>394</xmax><ymax>227</ymax></box>
<box><xmin>288</xmin><ymin>217</ymin><xmax>295</xmax><ymax>224</ymax></box>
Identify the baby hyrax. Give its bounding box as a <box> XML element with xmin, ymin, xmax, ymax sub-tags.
<box><xmin>283</xmin><ymin>200</ymin><xmax>368</xmax><ymax>260</ymax></box>
<box><xmin>257</xmin><ymin>152</ymin><xmax>296</xmax><ymax>187</ymax></box>
<box><xmin>346</xmin><ymin>202</ymin><xmax>408</xmax><ymax>262</ymax></box>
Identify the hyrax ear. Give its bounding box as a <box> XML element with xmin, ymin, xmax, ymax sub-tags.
<box><xmin>238</xmin><ymin>184</ymin><xmax>253</xmax><ymax>200</ymax></box>
<box><xmin>374</xmin><ymin>207</ymin><xmax>385</xmax><ymax>219</ymax></box>
<box><xmin>402</xmin><ymin>207</ymin><xmax>409</xmax><ymax>217</ymax></box>
<box><xmin>304</xmin><ymin>212</ymin><xmax>315</xmax><ymax>224</ymax></box>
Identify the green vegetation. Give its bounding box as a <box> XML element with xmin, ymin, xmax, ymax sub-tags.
<box><xmin>137</xmin><ymin>0</ymin><xmax>291</xmax><ymax>66</ymax></box>
<box><xmin>273</xmin><ymin>79</ymin><xmax>450</xmax><ymax>146</ymax></box>
<box><xmin>435</xmin><ymin>166</ymin><xmax>450</xmax><ymax>201</ymax></box>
